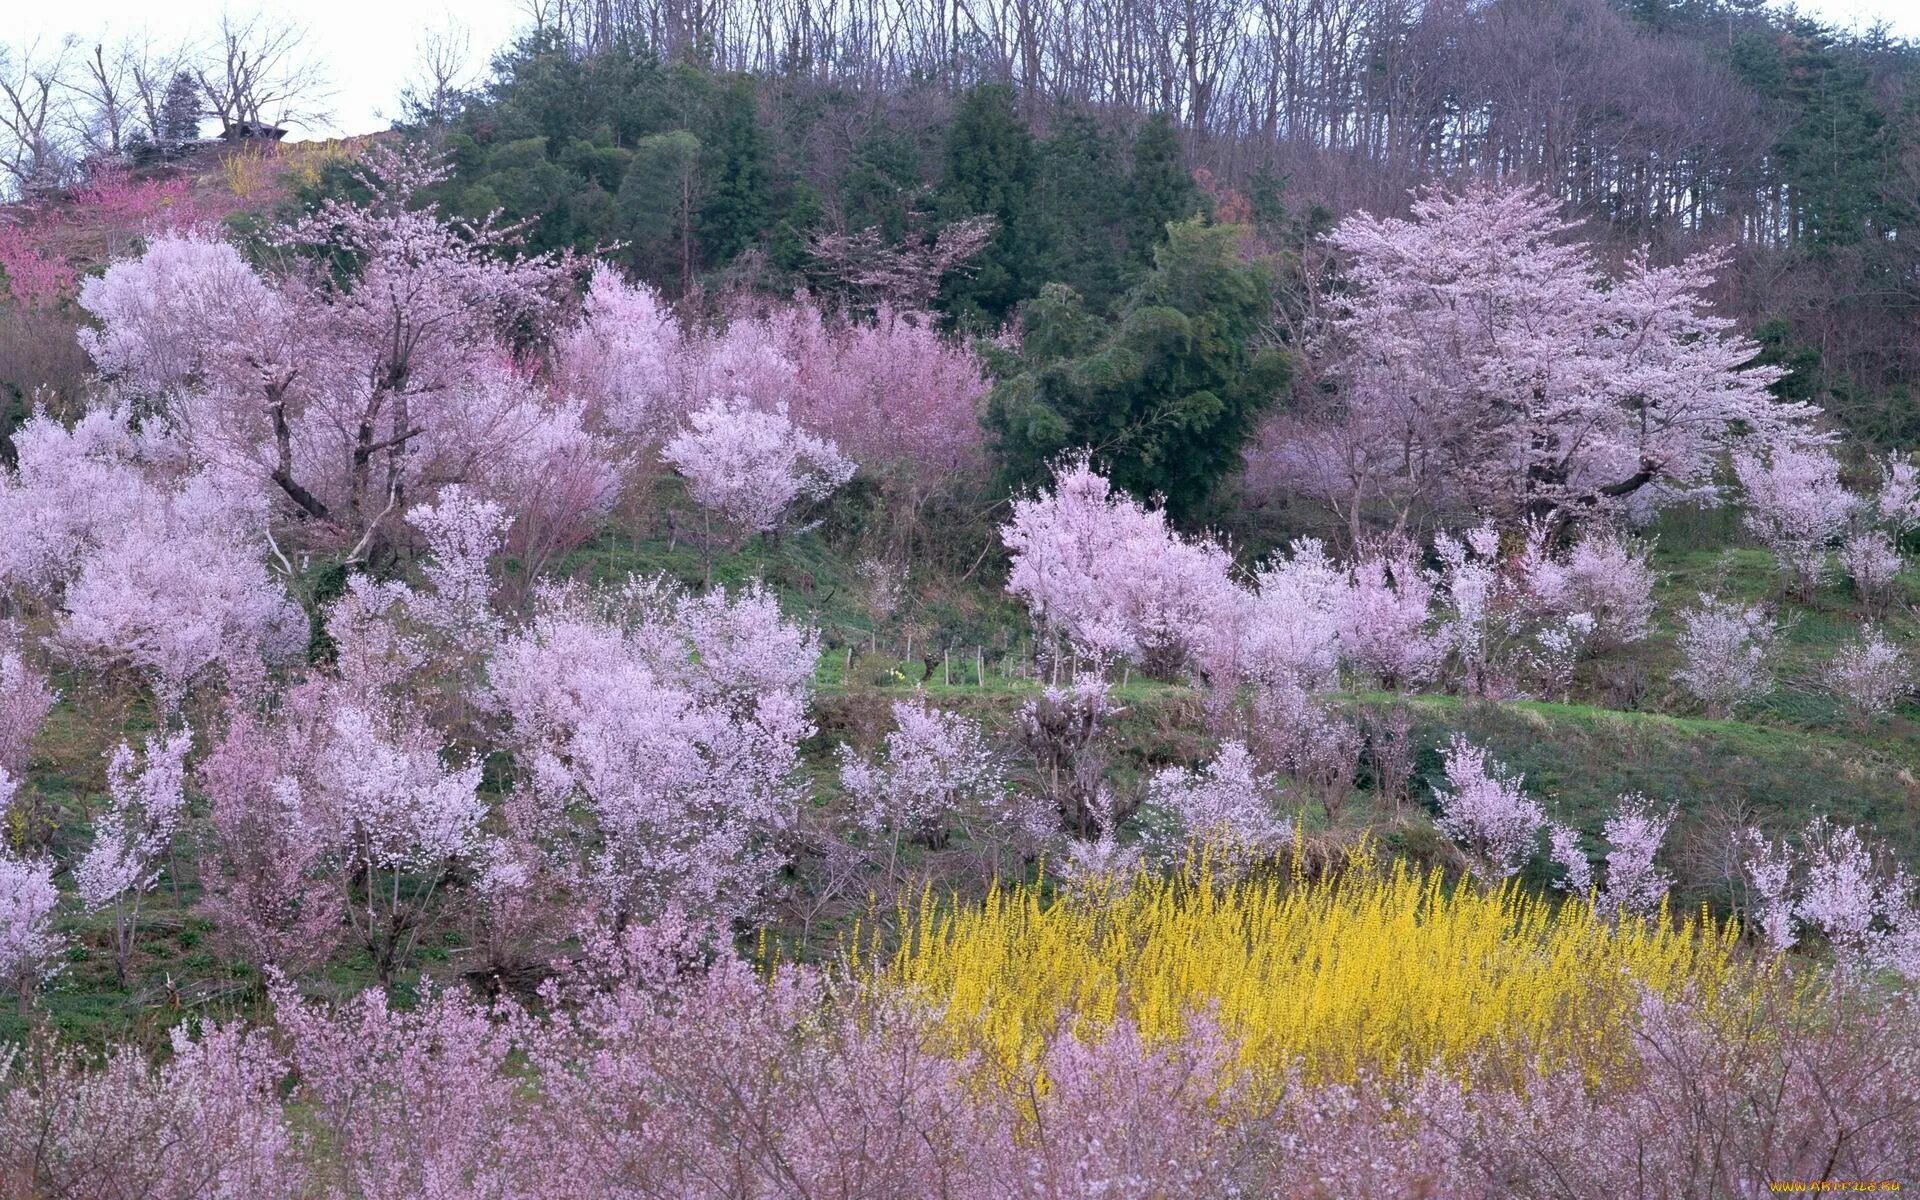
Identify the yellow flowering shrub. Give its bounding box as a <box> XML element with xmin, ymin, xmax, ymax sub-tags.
<box><xmin>869</xmin><ymin>854</ymin><xmax>1752</xmax><ymax>1086</ymax></box>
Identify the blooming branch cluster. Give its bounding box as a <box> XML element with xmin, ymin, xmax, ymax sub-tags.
<box><xmin>1432</xmin><ymin>736</ymin><xmax>1545</xmax><ymax>878</ymax></box>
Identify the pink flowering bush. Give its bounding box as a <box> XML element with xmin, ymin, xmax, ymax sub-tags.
<box><xmin>1734</xmin><ymin>440</ymin><xmax>1855</xmax><ymax>599</ymax></box>
<box><xmin>1674</xmin><ymin>594</ymin><xmax>1780</xmax><ymax>718</ymax></box>
<box><xmin>663</xmin><ymin>395</ymin><xmax>855</xmax><ymax>541</ymax></box>
<box><xmin>1739</xmin><ymin>817</ymin><xmax>1920</xmax><ymax>979</ymax></box>
<box><xmin>553</xmin><ymin>265</ymin><xmax>686</xmax><ymax>440</ymax></box>
<box><xmin>197</xmin><ymin>711</ymin><xmax>343</xmax><ymax>976</ymax></box>
<box><xmin>1002</xmin><ymin>457</ymin><xmax>1239</xmax><ymax>677</ymax></box>
<box><xmin>1432</xmin><ymin>735</ymin><xmax>1545</xmax><ymax>879</ymax></box>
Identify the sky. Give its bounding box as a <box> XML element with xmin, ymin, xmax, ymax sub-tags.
<box><xmin>8</xmin><ymin>0</ymin><xmax>1920</xmax><ymax>141</ymax></box>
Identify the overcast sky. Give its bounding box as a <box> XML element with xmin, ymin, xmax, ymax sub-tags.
<box><xmin>8</xmin><ymin>0</ymin><xmax>1920</xmax><ymax>141</ymax></box>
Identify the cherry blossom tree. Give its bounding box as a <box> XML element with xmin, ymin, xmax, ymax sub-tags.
<box><xmin>838</xmin><ymin>699</ymin><xmax>1004</xmax><ymax>874</ymax></box>
<box><xmin>405</xmin><ymin>486</ymin><xmax>508</xmax><ymax>660</ymax></box>
<box><xmin>322</xmin><ymin>694</ymin><xmax>485</xmax><ymax>985</ymax></box>
<box><xmin>1528</xmin><ymin>530</ymin><xmax>1656</xmax><ymax>651</ymax></box>
<box><xmin>1875</xmin><ymin>454</ymin><xmax>1920</xmax><ymax>536</ymax></box>
<box><xmin>75</xmin><ymin>730</ymin><xmax>192</xmax><ymax>985</ymax></box>
<box><xmin>1240</xmin><ymin>539</ymin><xmax>1347</xmax><ymax>692</ymax></box>
<box><xmin>1674</xmin><ymin>595</ymin><xmax>1780</xmax><ymax>718</ymax></box>
<box><xmin>489</xmin><ymin>578</ymin><xmax>815</xmax><ymax>929</ymax></box>
<box><xmin>1432</xmin><ymin>736</ymin><xmax>1544</xmax><ymax>879</ymax></box>
<box><xmin>662</xmin><ymin>395</ymin><xmax>854</xmax><ymax>551</ymax></box>
<box><xmin>54</xmin><ymin>476</ymin><xmax>308</xmax><ymax>708</ymax></box>
<box><xmin>77</xmin><ymin>228</ymin><xmax>275</xmax><ymax>398</ymax></box>
<box><xmin>1739</xmin><ymin>818</ymin><xmax>1920</xmax><ymax>979</ymax></box>
<box><xmin>0</xmin><ymin>849</ymin><xmax>61</xmax><ymax>1014</ymax></box>
<box><xmin>1142</xmin><ymin>741</ymin><xmax>1292</xmax><ymax>870</ymax></box>
<box><xmin>1733</xmin><ymin>441</ymin><xmax>1854</xmax><ymax>600</ymax></box>
<box><xmin>1010</xmin><ymin>678</ymin><xmax>1121</xmax><ymax>841</ymax></box>
<box><xmin>553</xmin><ymin>264</ymin><xmax>685</xmax><ymax>441</ymax></box>
<box><xmin>1840</xmin><ymin>530</ymin><xmax>1901</xmax><ymax>613</ymax></box>
<box><xmin>1338</xmin><ymin>542</ymin><xmax>1443</xmax><ymax>689</ymax></box>
<box><xmin>0</xmin><ymin>647</ymin><xmax>54</xmax><ymax>837</ymax></box>
<box><xmin>1002</xmin><ymin>457</ymin><xmax>1239</xmax><ymax>678</ymax></box>
<box><xmin>77</xmin><ymin>147</ymin><xmax>583</xmax><ymax>560</ymax></box>
<box><xmin>1251</xmin><ymin>682</ymin><xmax>1362</xmax><ymax>818</ymax></box>
<box><xmin>1303</xmin><ymin>184</ymin><xmax>1803</xmax><ymax>531</ymax></box>
<box><xmin>1821</xmin><ymin>627</ymin><xmax>1911</xmax><ymax>727</ymax></box>
<box><xmin>1548</xmin><ymin>794</ymin><xmax>1675</xmax><ymax>917</ymax></box>
<box><xmin>197</xmin><ymin>710</ymin><xmax>343</xmax><ymax>977</ymax></box>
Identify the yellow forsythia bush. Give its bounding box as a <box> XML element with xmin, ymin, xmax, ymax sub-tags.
<box><xmin>870</xmin><ymin>854</ymin><xmax>1754</xmax><ymax>1086</ymax></box>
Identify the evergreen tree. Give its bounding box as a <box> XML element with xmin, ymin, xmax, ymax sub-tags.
<box><xmin>621</xmin><ymin>132</ymin><xmax>704</xmax><ymax>294</ymax></box>
<box><xmin>698</xmin><ymin>78</ymin><xmax>774</xmax><ymax>265</ymax></box>
<box><xmin>937</xmin><ymin>84</ymin><xmax>1036</xmax><ymax>327</ymax></box>
<box><xmin>159</xmin><ymin>71</ymin><xmax>202</xmax><ymax>156</ymax></box>
<box><xmin>1026</xmin><ymin>111</ymin><xmax>1132</xmax><ymax>310</ymax></box>
<box><xmin>984</xmin><ymin>220</ymin><xmax>1292</xmax><ymax>516</ymax></box>
<box><xmin>1125</xmin><ymin>113</ymin><xmax>1199</xmax><ymax>267</ymax></box>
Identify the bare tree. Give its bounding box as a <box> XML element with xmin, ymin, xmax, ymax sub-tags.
<box><xmin>195</xmin><ymin>15</ymin><xmax>331</xmax><ymax>138</ymax></box>
<box><xmin>0</xmin><ymin>38</ymin><xmax>77</xmax><ymax>197</ymax></box>
<box><xmin>63</xmin><ymin>41</ymin><xmax>136</xmax><ymax>159</ymax></box>
<box><xmin>397</xmin><ymin>19</ymin><xmax>475</xmax><ymax>136</ymax></box>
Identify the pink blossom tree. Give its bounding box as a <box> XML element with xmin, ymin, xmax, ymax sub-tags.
<box><xmin>1301</xmin><ymin>184</ymin><xmax>1802</xmax><ymax>532</ymax></box>
<box><xmin>1875</xmin><ymin>454</ymin><xmax>1920</xmax><ymax>535</ymax></box>
<box><xmin>837</xmin><ymin>699</ymin><xmax>1004</xmax><ymax>871</ymax></box>
<box><xmin>77</xmin><ymin>229</ymin><xmax>276</xmax><ymax>398</ymax></box>
<box><xmin>0</xmin><ymin>850</ymin><xmax>62</xmax><ymax>1014</ymax></box>
<box><xmin>1338</xmin><ymin>541</ymin><xmax>1443</xmax><ymax>689</ymax></box>
<box><xmin>0</xmin><ymin>221</ymin><xmax>77</xmax><ymax>309</ymax></box>
<box><xmin>1732</xmin><ymin>441</ymin><xmax>1854</xmax><ymax>600</ymax></box>
<box><xmin>489</xmin><ymin>578</ymin><xmax>815</xmax><ymax>929</ymax></box>
<box><xmin>322</xmin><ymin>694</ymin><xmax>486</xmax><ymax>985</ymax></box>
<box><xmin>662</xmin><ymin>395</ymin><xmax>854</xmax><ymax>555</ymax></box>
<box><xmin>1432</xmin><ymin>735</ymin><xmax>1545</xmax><ymax>879</ymax></box>
<box><xmin>77</xmin><ymin>147</ymin><xmax>583</xmax><ymax>560</ymax></box>
<box><xmin>1142</xmin><ymin>741</ymin><xmax>1292</xmax><ymax>870</ymax></box>
<box><xmin>1840</xmin><ymin>530</ymin><xmax>1902</xmax><ymax>612</ymax></box>
<box><xmin>197</xmin><ymin>710</ymin><xmax>343</xmax><ymax>977</ymax></box>
<box><xmin>1548</xmin><ymin>794</ymin><xmax>1675</xmax><ymax>917</ymax></box>
<box><xmin>1821</xmin><ymin>626</ymin><xmax>1911</xmax><ymax>727</ymax></box>
<box><xmin>405</xmin><ymin>486</ymin><xmax>508</xmax><ymax>660</ymax></box>
<box><xmin>1736</xmin><ymin>817</ymin><xmax>1919</xmax><ymax>979</ymax></box>
<box><xmin>0</xmin><ymin>647</ymin><xmax>54</xmax><ymax>843</ymax></box>
<box><xmin>552</xmin><ymin>264</ymin><xmax>686</xmax><ymax>441</ymax></box>
<box><xmin>0</xmin><ymin>410</ymin><xmax>308</xmax><ymax>708</ymax></box>
<box><xmin>1250</xmin><ymin>682</ymin><xmax>1362</xmax><ymax>819</ymax></box>
<box><xmin>1002</xmin><ymin>457</ymin><xmax>1239</xmax><ymax>678</ymax></box>
<box><xmin>74</xmin><ymin>730</ymin><xmax>192</xmax><ymax>985</ymax></box>
<box><xmin>1674</xmin><ymin>595</ymin><xmax>1780</xmax><ymax>718</ymax></box>
<box><xmin>53</xmin><ymin>477</ymin><xmax>308</xmax><ymax>709</ymax></box>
